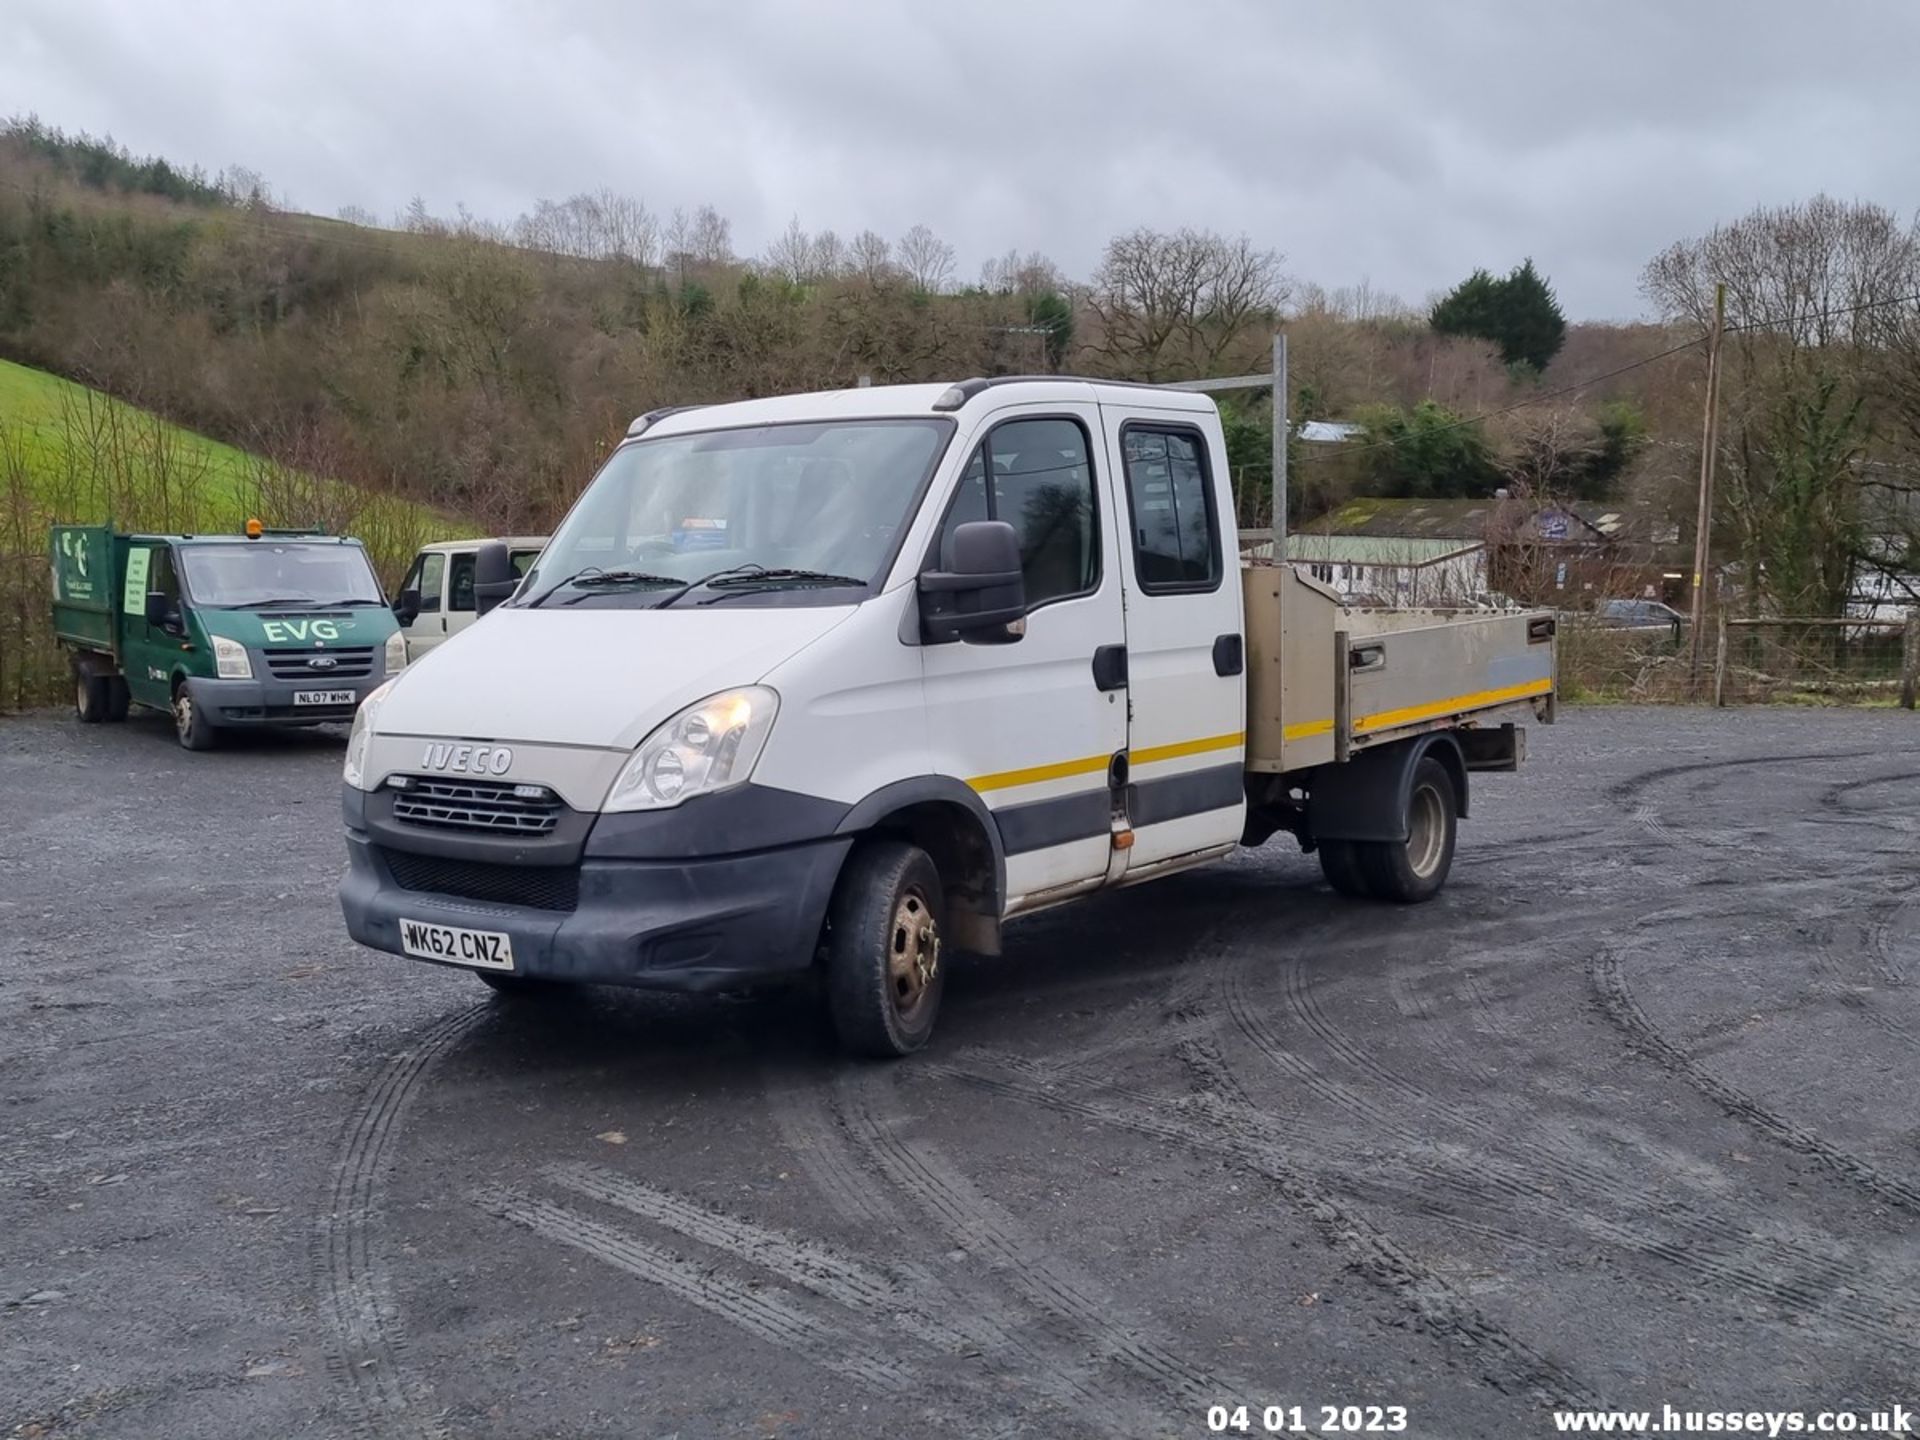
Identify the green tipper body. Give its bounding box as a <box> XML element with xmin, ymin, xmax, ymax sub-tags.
<box><xmin>49</xmin><ymin>525</ymin><xmax>403</xmax><ymax>732</ymax></box>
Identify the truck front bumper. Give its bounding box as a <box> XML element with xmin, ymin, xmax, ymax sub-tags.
<box><xmin>338</xmin><ymin>828</ymin><xmax>851</xmax><ymax>993</ymax></box>
<box><xmin>183</xmin><ymin>672</ymin><xmax>387</xmax><ymax>727</ymax></box>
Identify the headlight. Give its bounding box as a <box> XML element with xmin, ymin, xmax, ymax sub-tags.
<box><xmin>603</xmin><ymin>687</ymin><xmax>779</xmax><ymax>812</ymax></box>
<box><xmin>343</xmin><ymin>678</ymin><xmax>396</xmax><ymax>790</ymax></box>
<box><xmin>384</xmin><ymin>629</ymin><xmax>407</xmax><ymax>674</ymax></box>
<box><xmin>211</xmin><ymin>635</ymin><xmax>252</xmax><ymax>680</ymax></box>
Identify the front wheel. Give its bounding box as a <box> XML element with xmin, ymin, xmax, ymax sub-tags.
<box><xmin>173</xmin><ymin>685</ymin><xmax>219</xmax><ymax>751</ymax></box>
<box><xmin>1355</xmin><ymin>756</ymin><xmax>1457</xmax><ymax>903</ymax></box>
<box><xmin>822</xmin><ymin>839</ymin><xmax>946</xmax><ymax>1058</ymax></box>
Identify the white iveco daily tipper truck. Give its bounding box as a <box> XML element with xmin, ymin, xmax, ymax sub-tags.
<box><xmin>339</xmin><ymin>379</ymin><xmax>1556</xmax><ymax>1056</ymax></box>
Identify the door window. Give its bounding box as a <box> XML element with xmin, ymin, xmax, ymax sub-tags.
<box><xmin>1120</xmin><ymin>427</ymin><xmax>1221</xmax><ymax>592</ymax></box>
<box><xmin>401</xmin><ymin>553</ymin><xmax>445</xmax><ymax>614</ymax></box>
<box><xmin>934</xmin><ymin>417</ymin><xmax>1098</xmax><ymax>609</ymax></box>
<box><xmin>447</xmin><ymin>553</ymin><xmax>475</xmax><ymax>613</ymax></box>
<box><xmin>146</xmin><ymin>546</ymin><xmax>181</xmax><ymax>627</ymax></box>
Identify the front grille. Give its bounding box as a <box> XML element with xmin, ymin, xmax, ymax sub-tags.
<box><xmin>264</xmin><ymin>645</ymin><xmax>376</xmax><ymax>680</ymax></box>
<box><xmin>391</xmin><ymin>776</ymin><xmax>562</xmax><ymax>835</ymax></box>
<box><xmin>378</xmin><ymin>847</ymin><xmax>579</xmax><ymax>911</ymax></box>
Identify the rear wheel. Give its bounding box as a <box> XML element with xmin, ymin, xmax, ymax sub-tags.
<box><xmin>74</xmin><ymin>671</ymin><xmax>110</xmax><ymax>725</ymax></box>
<box><xmin>1317</xmin><ymin>839</ymin><xmax>1371</xmax><ymax>897</ymax></box>
<box><xmin>823</xmin><ymin>839</ymin><xmax>946</xmax><ymax>1058</ymax></box>
<box><xmin>172</xmin><ymin>684</ymin><xmax>219</xmax><ymax>751</ymax></box>
<box><xmin>1355</xmin><ymin>756</ymin><xmax>1457</xmax><ymax>903</ymax></box>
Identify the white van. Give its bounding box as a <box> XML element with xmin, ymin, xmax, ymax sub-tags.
<box><xmin>340</xmin><ymin>380</ymin><xmax>1554</xmax><ymax>1055</ymax></box>
<box><xmin>393</xmin><ymin>537</ymin><xmax>547</xmax><ymax>660</ymax></box>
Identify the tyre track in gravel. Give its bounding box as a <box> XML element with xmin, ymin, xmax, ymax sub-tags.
<box><xmin>471</xmin><ymin>1182</ymin><xmax>921</xmax><ymax>1396</ymax></box>
<box><xmin>927</xmin><ymin>1047</ymin><xmax>1604</xmax><ymax>1410</ymax></box>
<box><xmin>1588</xmin><ymin>945</ymin><xmax>1920</xmax><ymax>1217</ymax></box>
<box><xmin>314</xmin><ymin>1004</ymin><xmax>487</xmax><ymax>1440</ymax></box>
<box><xmin>1215</xmin><ymin>954</ymin><xmax>1920</xmax><ymax>1355</ymax></box>
<box><xmin>761</xmin><ymin>1066</ymin><xmax>1164</xmax><ymax>1432</ymax></box>
<box><xmin>830</xmin><ymin>1068</ymin><xmax>1251</xmax><ymax>1419</ymax></box>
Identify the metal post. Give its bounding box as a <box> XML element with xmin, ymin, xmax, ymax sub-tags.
<box><xmin>1687</xmin><ymin>282</ymin><xmax>1726</xmax><ymax>693</ymax></box>
<box><xmin>1902</xmin><ymin>607</ymin><xmax>1919</xmax><ymax>711</ymax></box>
<box><xmin>1713</xmin><ymin>610</ymin><xmax>1729</xmax><ymax>708</ymax></box>
<box><xmin>1272</xmin><ymin>331</ymin><xmax>1288</xmax><ymax>553</ymax></box>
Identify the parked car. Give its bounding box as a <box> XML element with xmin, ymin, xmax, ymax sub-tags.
<box><xmin>393</xmin><ymin>537</ymin><xmax>547</xmax><ymax>661</ymax></box>
<box><xmin>1593</xmin><ymin>598</ymin><xmax>1686</xmax><ymax>639</ymax></box>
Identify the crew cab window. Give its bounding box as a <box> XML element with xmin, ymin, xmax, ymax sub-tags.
<box><xmin>1121</xmin><ymin>426</ymin><xmax>1221</xmax><ymax>592</ymax></box>
<box><xmin>401</xmin><ymin>552</ymin><xmax>444</xmax><ymax>614</ymax></box>
<box><xmin>448</xmin><ymin>553</ymin><xmax>475</xmax><ymax>613</ymax></box>
<box><xmin>936</xmin><ymin>417</ymin><xmax>1098</xmax><ymax>609</ymax></box>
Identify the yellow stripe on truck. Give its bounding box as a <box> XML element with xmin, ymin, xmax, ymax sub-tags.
<box><xmin>1282</xmin><ymin>718</ymin><xmax>1333</xmax><ymax>741</ymax></box>
<box><xmin>1354</xmin><ymin>678</ymin><xmax>1552</xmax><ymax>735</ymax></box>
<box><xmin>966</xmin><ymin>752</ymin><xmax>1113</xmax><ymax>793</ymax></box>
<box><xmin>1128</xmin><ymin>730</ymin><xmax>1244</xmax><ymax>768</ymax></box>
<box><xmin>966</xmin><ymin>729</ymin><xmax>1246</xmax><ymax>793</ymax></box>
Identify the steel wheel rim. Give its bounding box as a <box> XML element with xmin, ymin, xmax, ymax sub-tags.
<box><xmin>886</xmin><ymin>885</ymin><xmax>939</xmax><ymax>1021</ymax></box>
<box><xmin>174</xmin><ymin>692</ymin><xmax>192</xmax><ymax>740</ymax></box>
<box><xmin>76</xmin><ymin>677</ymin><xmax>89</xmax><ymax>716</ymax></box>
<box><xmin>1407</xmin><ymin>782</ymin><xmax>1446</xmax><ymax>878</ymax></box>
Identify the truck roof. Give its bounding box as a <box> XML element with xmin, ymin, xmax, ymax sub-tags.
<box><xmin>634</xmin><ymin>376</ymin><xmax>1217</xmax><ymax>441</ymax></box>
<box><xmin>414</xmin><ymin>536</ymin><xmax>549</xmax><ymax>553</ymax></box>
<box><xmin>127</xmin><ymin>532</ymin><xmax>363</xmax><ymax>546</ymax></box>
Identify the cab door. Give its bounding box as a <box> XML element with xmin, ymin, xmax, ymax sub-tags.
<box><xmin>122</xmin><ymin>541</ymin><xmax>182</xmax><ymax>709</ymax></box>
<box><xmin>921</xmin><ymin>406</ymin><xmax>1128</xmax><ymax>910</ymax></box>
<box><xmin>1102</xmin><ymin>411</ymin><xmax>1246</xmax><ymax>869</ymax></box>
<box><xmin>397</xmin><ymin>550</ymin><xmax>448</xmax><ymax>659</ymax></box>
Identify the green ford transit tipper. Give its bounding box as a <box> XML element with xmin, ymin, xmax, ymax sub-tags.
<box><xmin>50</xmin><ymin>522</ymin><xmax>407</xmax><ymax>749</ymax></box>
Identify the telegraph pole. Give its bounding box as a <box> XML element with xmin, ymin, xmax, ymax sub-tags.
<box><xmin>1688</xmin><ymin>282</ymin><xmax>1726</xmax><ymax>689</ymax></box>
<box><xmin>1272</xmin><ymin>331</ymin><xmax>1288</xmax><ymax>549</ymax></box>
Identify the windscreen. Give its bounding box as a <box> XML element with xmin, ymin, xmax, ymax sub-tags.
<box><xmin>178</xmin><ymin>543</ymin><xmax>385</xmax><ymax>608</ymax></box>
<box><xmin>526</xmin><ymin>419</ymin><xmax>952</xmax><ymax>601</ymax></box>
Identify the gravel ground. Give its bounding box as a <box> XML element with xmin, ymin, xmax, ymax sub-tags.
<box><xmin>2</xmin><ymin>704</ymin><xmax>1918</xmax><ymax>1439</ymax></box>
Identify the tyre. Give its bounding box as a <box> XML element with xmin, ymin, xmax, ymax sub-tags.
<box><xmin>1356</xmin><ymin>756</ymin><xmax>1457</xmax><ymax>904</ymax></box>
<box><xmin>74</xmin><ymin>671</ymin><xmax>110</xmax><ymax>725</ymax></box>
<box><xmin>172</xmin><ymin>684</ymin><xmax>219</xmax><ymax>751</ymax></box>
<box><xmin>106</xmin><ymin>677</ymin><xmax>131</xmax><ymax>722</ymax></box>
<box><xmin>476</xmin><ymin>971</ymin><xmax>567</xmax><ymax>997</ymax></box>
<box><xmin>822</xmin><ymin>839</ymin><xmax>946</xmax><ymax>1058</ymax></box>
<box><xmin>1317</xmin><ymin>838</ymin><xmax>1371</xmax><ymax>897</ymax></box>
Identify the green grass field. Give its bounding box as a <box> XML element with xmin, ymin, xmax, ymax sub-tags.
<box><xmin>0</xmin><ymin>358</ymin><xmax>269</xmax><ymax>513</ymax></box>
<box><xmin>0</xmin><ymin>358</ymin><xmax>471</xmax><ymax>708</ymax></box>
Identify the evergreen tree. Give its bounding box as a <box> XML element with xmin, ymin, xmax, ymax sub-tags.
<box><xmin>1430</xmin><ymin>259</ymin><xmax>1567</xmax><ymax>372</ymax></box>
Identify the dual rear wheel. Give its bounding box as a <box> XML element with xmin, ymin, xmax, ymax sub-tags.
<box><xmin>1317</xmin><ymin>756</ymin><xmax>1457</xmax><ymax>904</ymax></box>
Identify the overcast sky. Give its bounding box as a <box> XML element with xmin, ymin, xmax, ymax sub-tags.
<box><xmin>6</xmin><ymin>0</ymin><xmax>1917</xmax><ymax>320</ymax></box>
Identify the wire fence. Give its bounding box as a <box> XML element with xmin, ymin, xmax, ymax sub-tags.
<box><xmin>1713</xmin><ymin>615</ymin><xmax>1919</xmax><ymax>707</ymax></box>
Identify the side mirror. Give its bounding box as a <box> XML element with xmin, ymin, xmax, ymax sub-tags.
<box><xmin>393</xmin><ymin>587</ymin><xmax>421</xmax><ymax>626</ymax></box>
<box><xmin>144</xmin><ymin>591</ymin><xmax>174</xmax><ymax>629</ymax></box>
<box><xmin>472</xmin><ymin>541</ymin><xmax>516</xmax><ymax>616</ymax></box>
<box><xmin>918</xmin><ymin>520</ymin><xmax>1026</xmax><ymax>644</ymax></box>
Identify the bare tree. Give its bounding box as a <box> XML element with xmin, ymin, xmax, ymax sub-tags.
<box><xmin>979</xmin><ymin>248</ymin><xmax>1063</xmax><ymax>295</ymax></box>
<box><xmin>688</xmin><ymin>204</ymin><xmax>732</xmax><ymax>266</ymax></box>
<box><xmin>898</xmin><ymin>223</ymin><xmax>955</xmax><ymax>293</ymax></box>
<box><xmin>1088</xmin><ymin>227</ymin><xmax>1287</xmax><ymax>380</ymax></box>
<box><xmin>764</xmin><ymin>216</ymin><xmax>814</xmax><ymax>283</ymax></box>
<box><xmin>850</xmin><ymin>229</ymin><xmax>894</xmax><ymax>285</ymax></box>
<box><xmin>336</xmin><ymin>203</ymin><xmax>381</xmax><ymax>229</ymax></box>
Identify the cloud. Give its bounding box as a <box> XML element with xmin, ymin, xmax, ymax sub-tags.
<box><xmin>6</xmin><ymin>0</ymin><xmax>1918</xmax><ymax>318</ymax></box>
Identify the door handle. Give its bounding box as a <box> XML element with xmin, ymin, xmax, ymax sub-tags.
<box><xmin>1091</xmin><ymin>644</ymin><xmax>1127</xmax><ymax>692</ymax></box>
<box><xmin>1212</xmin><ymin>633</ymin><xmax>1243</xmax><ymax>677</ymax></box>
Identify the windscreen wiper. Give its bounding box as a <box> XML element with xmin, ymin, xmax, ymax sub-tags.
<box><xmin>327</xmin><ymin>599</ymin><xmax>389</xmax><ymax>607</ymax></box>
<box><xmin>650</xmin><ymin>562</ymin><xmax>770</xmax><ymax>610</ymax></box>
<box><xmin>696</xmin><ymin>570</ymin><xmax>871</xmax><ymax>604</ymax></box>
<box><xmin>230</xmin><ymin>597</ymin><xmax>318</xmax><ymax>609</ymax></box>
<box><xmin>524</xmin><ymin>568</ymin><xmax>680</xmax><ymax>609</ymax></box>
